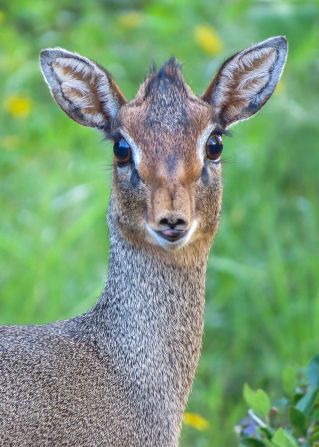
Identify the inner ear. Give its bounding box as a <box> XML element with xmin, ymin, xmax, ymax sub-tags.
<box><xmin>40</xmin><ymin>48</ymin><xmax>126</xmax><ymax>130</ymax></box>
<box><xmin>202</xmin><ymin>36</ymin><xmax>288</xmax><ymax>127</ymax></box>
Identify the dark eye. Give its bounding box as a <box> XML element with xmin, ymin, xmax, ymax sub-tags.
<box><xmin>206</xmin><ymin>133</ymin><xmax>223</xmax><ymax>162</ymax></box>
<box><xmin>113</xmin><ymin>138</ymin><xmax>132</xmax><ymax>165</ymax></box>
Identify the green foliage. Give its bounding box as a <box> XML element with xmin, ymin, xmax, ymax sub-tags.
<box><xmin>1</xmin><ymin>1</ymin><xmax>319</xmax><ymax>446</ymax></box>
<box><xmin>244</xmin><ymin>384</ymin><xmax>272</xmax><ymax>419</ymax></box>
<box><xmin>238</xmin><ymin>356</ymin><xmax>319</xmax><ymax>447</ymax></box>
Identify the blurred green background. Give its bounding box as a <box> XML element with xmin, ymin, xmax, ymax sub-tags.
<box><xmin>1</xmin><ymin>0</ymin><xmax>319</xmax><ymax>445</ymax></box>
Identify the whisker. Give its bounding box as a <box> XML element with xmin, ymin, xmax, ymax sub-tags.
<box><xmin>215</xmin><ymin>127</ymin><xmax>233</xmax><ymax>137</ymax></box>
<box><xmin>96</xmin><ymin>163</ymin><xmax>114</xmax><ymax>172</ymax></box>
<box><xmin>221</xmin><ymin>156</ymin><xmax>237</xmax><ymax>166</ymax></box>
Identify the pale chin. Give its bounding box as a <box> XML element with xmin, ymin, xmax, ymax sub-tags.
<box><xmin>145</xmin><ymin>220</ymin><xmax>198</xmax><ymax>252</ymax></box>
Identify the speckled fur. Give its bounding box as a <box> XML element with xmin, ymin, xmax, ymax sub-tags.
<box><xmin>0</xmin><ymin>37</ymin><xmax>287</xmax><ymax>446</ymax></box>
<box><xmin>0</xmin><ymin>206</ymin><xmax>209</xmax><ymax>446</ymax></box>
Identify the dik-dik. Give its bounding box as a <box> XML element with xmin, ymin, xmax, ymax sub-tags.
<box><xmin>0</xmin><ymin>36</ymin><xmax>287</xmax><ymax>446</ymax></box>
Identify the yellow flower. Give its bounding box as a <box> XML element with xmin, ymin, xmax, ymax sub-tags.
<box><xmin>183</xmin><ymin>412</ymin><xmax>209</xmax><ymax>431</ymax></box>
<box><xmin>194</xmin><ymin>25</ymin><xmax>223</xmax><ymax>56</ymax></box>
<box><xmin>0</xmin><ymin>11</ymin><xmax>5</xmax><ymax>24</ymax></box>
<box><xmin>4</xmin><ymin>95</ymin><xmax>31</xmax><ymax>119</ymax></box>
<box><xmin>117</xmin><ymin>11</ymin><xmax>144</xmax><ymax>29</ymax></box>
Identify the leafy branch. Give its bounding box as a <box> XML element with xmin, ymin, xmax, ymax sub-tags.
<box><xmin>237</xmin><ymin>355</ymin><xmax>319</xmax><ymax>447</ymax></box>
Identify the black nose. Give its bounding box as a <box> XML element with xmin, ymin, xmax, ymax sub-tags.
<box><xmin>157</xmin><ymin>217</ymin><xmax>188</xmax><ymax>242</ymax></box>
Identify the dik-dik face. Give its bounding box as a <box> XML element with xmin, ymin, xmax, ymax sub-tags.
<box><xmin>41</xmin><ymin>37</ymin><xmax>287</xmax><ymax>252</ymax></box>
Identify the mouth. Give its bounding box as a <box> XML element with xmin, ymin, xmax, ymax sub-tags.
<box><xmin>156</xmin><ymin>227</ymin><xmax>187</xmax><ymax>242</ymax></box>
<box><xmin>145</xmin><ymin>220</ymin><xmax>198</xmax><ymax>251</ymax></box>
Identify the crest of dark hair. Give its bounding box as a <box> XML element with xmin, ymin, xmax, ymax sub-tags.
<box><xmin>144</xmin><ymin>57</ymin><xmax>187</xmax><ymax>98</ymax></box>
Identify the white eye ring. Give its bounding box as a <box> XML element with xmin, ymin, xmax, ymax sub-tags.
<box><xmin>211</xmin><ymin>156</ymin><xmax>221</xmax><ymax>164</ymax></box>
<box><xmin>119</xmin><ymin>130</ymin><xmax>142</xmax><ymax>167</ymax></box>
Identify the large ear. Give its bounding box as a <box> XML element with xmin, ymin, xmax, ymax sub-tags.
<box><xmin>202</xmin><ymin>36</ymin><xmax>288</xmax><ymax>128</ymax></box>
<box><xmin>40</xmin><ymin>48</ymin><xmax>126</xmax><ymax>130</ymax></box>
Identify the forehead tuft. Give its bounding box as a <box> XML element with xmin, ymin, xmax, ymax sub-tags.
<box><xmin>128</xmin><ymin>58</ymin><xmax>192</xmax><ymax>132</ymax></box>
<box><xmin>144</xmin><ymin>58</ymin><xmax>187</xmax><ymax>98</ymax></box>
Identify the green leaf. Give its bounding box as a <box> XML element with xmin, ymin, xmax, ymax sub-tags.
<box><xmin>307</xmin><ymin>355</ymin><xmax>319</xmax><ymax>388</ymax></box>
<box><xmin>264</xmin><ymin>441</ymin><xmax>275</xmax><ymax>447</ymax></box>
<box><xmin>289</xmin><ymin>406</ymin><xmax>306</xmax><ymax>436</ymax></box>
<box><xmin>282</xmin><ymin>366</ymin><xmax>297</xmax><ymax>396</ymax></box>
<box><xmin>240</xmin><ymin>439</ymin><xmax>266</xmax><ymax>447</ymax></box>
<box><xmin>309</xmin><ymin>428</ymin><xmax>319</xmax><ymax>444</ymax></box>
<box><xmin>272</xmin><ymin>428</ymin><xmax>299</xmax><ymax>447</ymax></box>
<box><xmin>296</xmin><ymin>387</ymin><xmax>319</xmax><ymax>415</ymax></box>
<box><xmin>260</xmin><ymin>426</ymin><xmax>273</xmax><ymax>440</ymax></box>
<box><xmin>244</xmin><ymin>384</ymin><xmax>272</xmax><ymax>419</ymax></box>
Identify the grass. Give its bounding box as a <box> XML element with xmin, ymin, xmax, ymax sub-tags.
<box><xmin>1</xmin><ymin>1</ymin><xmax>319</xmax><ymax>445</ymax></box>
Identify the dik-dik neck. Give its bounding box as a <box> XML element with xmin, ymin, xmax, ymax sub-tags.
<box><xmin>94</xmin><ymin>202</ymin><xmax>210</xmax><ymax>414</ymax></box>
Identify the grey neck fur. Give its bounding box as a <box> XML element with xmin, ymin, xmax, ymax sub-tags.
<box><xmin>0</xmin><ymin>197</ymin><xmax>210</xmax><ymax>447</ymax></box>
<box><xmin>90</xmin><ymin>199</ymin><xmax>209</xmax><ymax>443</ymax></box>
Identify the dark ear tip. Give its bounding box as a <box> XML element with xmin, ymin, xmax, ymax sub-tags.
<box><xmin>39</xmin><ymin>48</ymin><xmax>57</xmax><ymax>69</ymax></box>
<box><xmin>39</xmin><ymin>48</ymin><xmax>72</xmax><ymax>68</ymax></box>
<box><xmin>269</xmin><ymin>35</ymin><xmax>288</xmax><ymax>51</ymax></box>
<box><xmin>40</xmin><ymin>48</ymin><xmax>50</xmax><ymax>57</ymax></box>
<box><xmin>39</xmin><ymin>49</ymin><xmax>50</xmax><ymax>63</ymax></box>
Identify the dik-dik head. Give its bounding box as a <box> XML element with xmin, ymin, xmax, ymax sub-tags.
<box><xmin>40</xmin><ymin>37</ymin><xmax>287</xmax><ymax>253</ymax></box>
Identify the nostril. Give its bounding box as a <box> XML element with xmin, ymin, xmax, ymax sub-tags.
<box><xmin>159</xmin><ymin>217</ymin><xmax>170</xmax><ymax>227</ymax></box>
